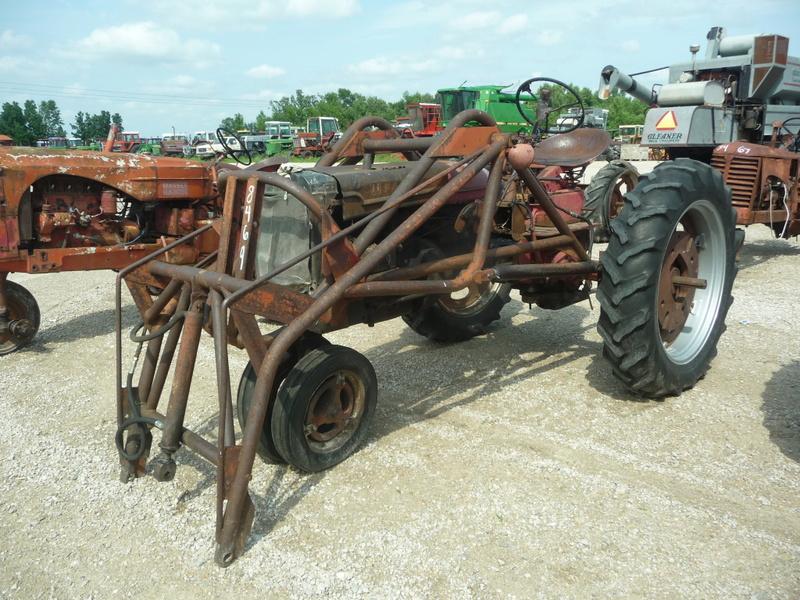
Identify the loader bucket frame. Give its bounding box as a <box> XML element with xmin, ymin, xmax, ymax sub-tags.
<box><xmin>114</xmin><ymin>109</ymin><xmax>597</xmax><ymax>566</ymax></box>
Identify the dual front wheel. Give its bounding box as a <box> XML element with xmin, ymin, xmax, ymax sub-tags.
<box><xmin>237</xmin><ymin>338</ymin><xmax>377</xmax><ymax>473</ymax></box>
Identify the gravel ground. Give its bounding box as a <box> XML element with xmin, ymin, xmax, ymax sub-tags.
<box><xmin>1</xmin><ymin>210</ymin><xmax>799</xmax><ymax>598</ymax></box>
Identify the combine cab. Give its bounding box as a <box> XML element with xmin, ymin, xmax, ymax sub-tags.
<box><xmin>436</xmin><ymin>85</ymin><xmax>538</xmax><ymax>134</ymax></box>
<box><xmin>243</xmin><ymin>121</ymin><xmax>294</xmax><ymax>156</ymax></box>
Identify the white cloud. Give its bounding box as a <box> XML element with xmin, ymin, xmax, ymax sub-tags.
<box><xmin>142</xmin><ymin>75</ymin><xmax>205</xmax><ymax>95</ymax></box>
<box><xmin>535</xmin><ymin>30</ymin><xmax>563</xmax><ymax>46</ymax></box>
<box><xmin>285</xmin><ymin>0</ymin><xmax>358</xmax><ymax>17</ymax></box>
<box><xmin>451</xmin><ymin>11</ymin><xmax>501</xmax><ymax>31</ymax></box>
<box><xmin>499</xmin><ymin>14</ymin><xmax>528</xmax><ymax>34</ymax></box>
<box><xmin>621</xmin><ymin>39</ymin><xmax>640</xmax><ymax>52</ymax></box>
<box><xmin>348</xmin><ymin>56</ymin><xmax>438</xmax><ymax>77</ymax></box>
<box><xmin>437</xmin><ymin>46</ymin><xmax>467</xmax><ymax>61</ymax></box>
<box><xmin>0</xmin><ymin>29</ymin><xmax>31</xmax><ymax>48</ymax></box>
<box><xmin>246</xmin><ymin>64</ymin><xmax>286</xmax><ymax>78</ymax></box>
<box><xmin>71</xmin><ymin>22</ymin><xmax>220</xmax><ymax>68</ymax></box>
<box><xmin>241</xmin><ymin>89</ymin><xmax>285</xmax><ymax>100</ymax></box>
<box><xmin>435</xmin><ymin>45</ymin><xmax>485</xmax><ymax>61</ymax></box>
<box><xmin>0</xmin><ymin>56</ymin><xmax>24</xmax><ymax>72</ymax></box>
<box><xmin>152</xmin><ymin>0</ymin><xmax>358</xmax><ymax>28</ymax></box>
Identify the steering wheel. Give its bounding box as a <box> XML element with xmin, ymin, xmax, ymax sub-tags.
<box><xmin>215</xmin><ymin>127</ymin><xmax>252</xmax><ymax>166</ymax></box>
<box><xmin>515</xmin><ymin>77</ymin><xmax>585</xmax><ymax>137</ymax></box>
<box><xmin>776</xmin><ymin>117</ymin><xmax>800</xmax><ymax>152</ymax></box>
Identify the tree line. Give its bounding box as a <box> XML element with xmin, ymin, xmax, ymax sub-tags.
<box><xmin>219</xmin><ymin>86</ymin><xmax>646</xmax><ymax>134</ymax></box>
<box><xmin>1</xmin><ymin>84</ymin><xmax>648</xmax><ymax>147</ymax></box>
<box><xmin>0</xmin><ymin>100</ymin><xmax>124</xmax><ymax>145</ymax></box>
<box><xmin>0</xmin><ymin>100</ymin><xmax>67</xmax><ymax>145</ymax></box>
<box><xmin>220</xmin><ymin>90</ymin><xmax>436</xmax><ymax>132</ymax></box>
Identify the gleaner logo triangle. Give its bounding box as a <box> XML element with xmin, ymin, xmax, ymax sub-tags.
<box><xmin>655</xmin><ymin>111</ymin><xmax>678</xmax><ymax>130</ymax></box>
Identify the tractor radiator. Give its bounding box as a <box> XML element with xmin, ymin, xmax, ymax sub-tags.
<box><xmin>710</xmin><ymin>154</ymin><xmax>760</xmax><ymax>209</ymax></box>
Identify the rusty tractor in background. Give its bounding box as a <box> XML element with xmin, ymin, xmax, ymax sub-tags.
<box><xmin>0</xmin><ymin>147</ymin><xmax>220</xmax><ymax>354</ymax></box>
<box><xmin>710</xmin><ymin>133</ymin><xmax>800</xmax><ymax>238</ymax></box>
<box><xmin>114</xmin><ymin>77</ymin><xmax>740</xmax><ymax>566</ymax></box>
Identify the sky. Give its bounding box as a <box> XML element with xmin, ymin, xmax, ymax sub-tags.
<box><xmin>1</xmin><ymin>0</ymin><xmax>799</xmax><ymax>137</ymax></box>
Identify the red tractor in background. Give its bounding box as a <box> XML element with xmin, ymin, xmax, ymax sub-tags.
<box><xmin>102</xmin><ymin>124</ymin><xmax>142</xmax><ymax>153</ymax></box>
<box><xmin>292</xmin><ymin>116</ymin><xmax>341</xmax><ymax>158</ymax></box>
<box><xmin>400</xmin><ymin>102</ymin><xmax>443</xmax><ymax>138</ymax></box>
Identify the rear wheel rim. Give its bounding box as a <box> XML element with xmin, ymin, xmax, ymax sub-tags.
<box><xmin>657</xmin><ymin>199</ymin><xmax>726</xmax><ymax>365</ymax></box>
<box><xmin>607</xmin><ymin>171</ymin><xmax>637</xmax><ymax>222</ymax></box>
<box><xmin>438</xmin><ymin>282</ymin><xmax>503</xmax><ymax>316</ymax></box>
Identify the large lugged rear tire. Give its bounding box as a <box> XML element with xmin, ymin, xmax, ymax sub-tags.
<box><xmin>596</xmin><ymin>158</ymin><xmax>736</xmax><ymax>397</ymax></box>
<box><xmin>584</xmin><ymin>160</ymin><xmax>639</xmax><ymax>242</ymax></box>
<box><xmin>403</xmin><ymin>281</ymin><xmax>511</xmax><ymax>342</ymax></box>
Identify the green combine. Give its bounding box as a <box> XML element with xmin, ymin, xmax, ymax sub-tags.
<box><xmin>436</xmin><ymin>85</ymin><xmax>536</xmax><ymax>134</ymax></box>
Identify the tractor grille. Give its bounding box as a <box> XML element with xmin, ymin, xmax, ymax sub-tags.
<box><xmin>711</xmin><ymin>154</ymin><xmax>760</xmax><ymax>208</ymax></box>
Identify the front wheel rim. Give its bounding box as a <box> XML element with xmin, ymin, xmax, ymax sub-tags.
<box><xmin>303</xmin><ymin>369</ymin><xmax>365</xmax><ymax>454</ymax></box>
<box><xmin>657</xmin><ymin>199</ymin><xmax>727</xmax><ymax>365</ymax></box>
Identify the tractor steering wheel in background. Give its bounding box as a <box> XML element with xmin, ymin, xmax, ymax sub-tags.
<box><xmin>776</xmin><ymin>117</ymin><xmax>800</xmax><ymax>152</ymax></box>
<box><xmin>515</xmin><ymin>77</ymin><xmax>585</xmax><ymax>137</ymax></box>
<box><xmin>215</xmin><ymin>127</ymin><xmax>252</xmax><ymax>166</ymax></box>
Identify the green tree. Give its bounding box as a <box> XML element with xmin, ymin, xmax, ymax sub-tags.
<box><xmin>71</xmin><ymin>110</ymin><xmax>124</xmax><ymax>143</ymax></box>
<box><xmin>219</xmin><ymin>112</ymin><xmax>247</xmax><ymax>131</ymax></box>
<box><xmin>0</xmin><ymin>101</ymin><xmax>29</xmax><ymax>144</ymax></box>
<box><xmin>264</xmin><ymin>88</ymin><xmax>432</xmax><ymax>128</ymax></box>
<box><xmin>72</xmin><ymin>111</ymin><xmax>89</xmax><ymax>142</ymax></box>
<box><xmin>39</xmin><ymin>100</ymin><xmax>66</xmax><ymax>137</ymax></box>
<box><xmin>88</xmin><ymin>110</ymin><xmax>111</xmax><ymax>140</ymax></box>
<box><xmin>603</xmin><ymin>93</ymin><xmax>648</xmax><ymax>133</ymax></box>
<box><xmin>390</xmin><ymin>91</ymin><xmax>437</xmax><ymax>117</ymax></box>
<box><xmin>112</xmin><ymin>112</ymin><xmax>124</xmax><ymax>133</ymax></box>
<box><xmin>254</xmin><ymin>110</ymin><xmax>269</xmax><ymax>131</ymax></box>
<box><xmin>23</xmin><ymin>100</ymin><xmax>46</xmax><ymax>142</ymax></box>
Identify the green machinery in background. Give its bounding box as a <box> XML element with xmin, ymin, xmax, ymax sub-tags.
<box><xmin>436</xmin><ymin>85</ymin><xmax>537</xmax><ymax>134</ymax></box>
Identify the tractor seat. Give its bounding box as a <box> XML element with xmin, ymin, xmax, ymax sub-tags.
<box><xmin>533</xmin><ymin>129</ymin><xmax>611</xmax><ymax>168</ymax></box>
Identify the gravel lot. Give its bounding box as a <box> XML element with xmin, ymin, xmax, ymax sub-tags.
<box><xmin>1</xmin><ymin>201</ymin><xmax>799</xmax><ymax>598</ymax></box>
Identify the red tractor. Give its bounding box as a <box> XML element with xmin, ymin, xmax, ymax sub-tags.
<box><xmin>0</xmin><ymin>146</ymin><xmax>221</xmax><ymax>354</ymax></box>
<box><xmin>102</xmin><ymin>124</ymin><xmax>142</xmax><ymax>153</ymax></box>
<box><xmin>402</xmin><ymin>102</ymin><xmax>443</xmax><ymax>137</ymax></box>
<box><xmin>292</xmin><ymin>116</ymin><xmax>340</xmax><ymax>158</ymax></box>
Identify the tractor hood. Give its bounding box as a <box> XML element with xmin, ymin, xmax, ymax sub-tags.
<box><xmin>0</xmin><ymin>147</ymin><xmax>216</xmax><ymax>203</ymax></box>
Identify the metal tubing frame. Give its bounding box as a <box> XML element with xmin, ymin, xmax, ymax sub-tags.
<box><xmin>214</xmin><ymin>135</ymin><xmax>508</xmax><ymax>564</ymax></box>
<box><xmin>115</xmin><ymin>224</ymin><xmax>213</xmax><ymax>429</ymax></box>
<box><xmin>114</xmin><ymin>110</ymin><xmax>599</xmax><ymax>566</ymax></box>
